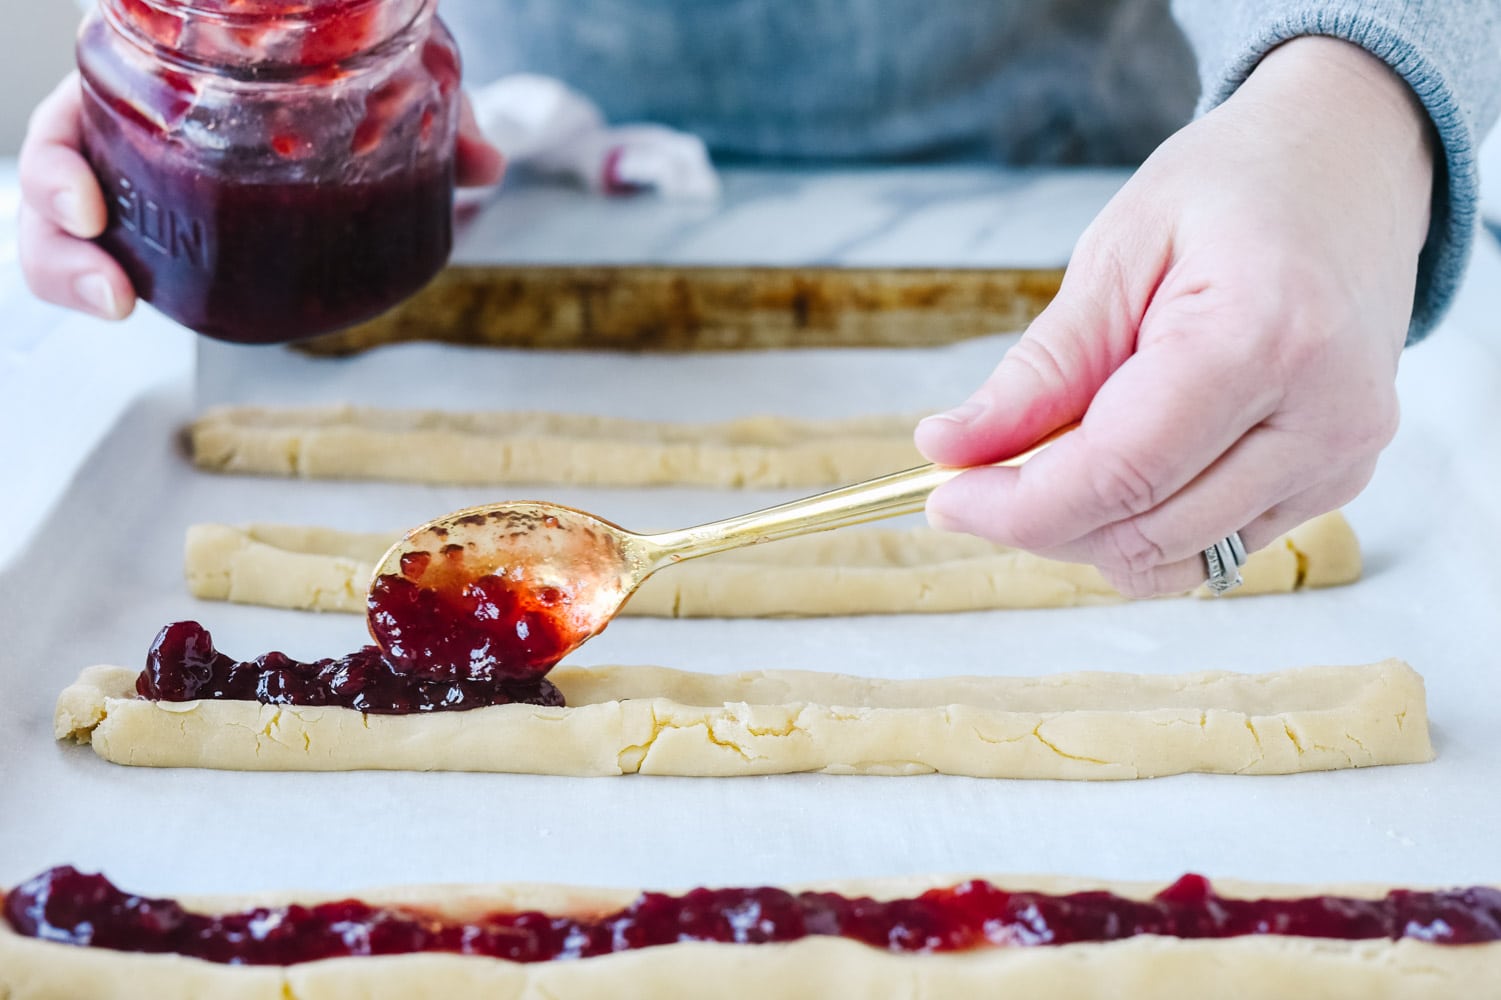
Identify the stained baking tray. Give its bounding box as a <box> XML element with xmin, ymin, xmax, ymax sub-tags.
<box><xmin>296</xmin><ymin>165</ymin><xmax>1102</xmax><ymax>356</ymax></box>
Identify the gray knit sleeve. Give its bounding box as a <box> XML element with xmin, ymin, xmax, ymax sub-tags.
<box><xmin>1171</xmin><ymin>1</ymin><xmax>1501</xmax><ymax>342</ymax></box>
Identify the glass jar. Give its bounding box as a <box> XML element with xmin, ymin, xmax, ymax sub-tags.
<box><xmin>76</xmin><ymin>0</ymin><xmax>461</xmax><ymax>343</ymax></box>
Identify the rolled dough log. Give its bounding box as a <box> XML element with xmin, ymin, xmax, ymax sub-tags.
<box><xmin>55</xmin><ymin>659</ymin><xmax>1431</xmax><ymax>777</ymax></box>
<box><xmin>1</xmin><ymin>872</ymin><xmax>1493</xmax><ymax>999</ymax></box>
<box><xmin>188</xmin><ymin>405</ymin><xmax>925</xmax><ymax>487</ymax></box>
<box><xmin>183</xmin><ymin>511</ymin><xmax>1361</xmax><ymax>617</ymax></box>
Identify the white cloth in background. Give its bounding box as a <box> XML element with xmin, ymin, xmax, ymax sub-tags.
<box><xmin>470</xmin><ymin>74</ymin><xmax>720</xmax><ymax>200</ymax></box>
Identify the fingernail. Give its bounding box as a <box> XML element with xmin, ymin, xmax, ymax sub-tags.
<box><xmin>925</xmin><ymin>506</ymin><xmax>963</xmax><ymax>533</ymax></box>
<box><xmin>919</xmin><ymin>400</ymin><xmax>986</xmax><ymax>429</ymax></box>
<box><xmin>75</xmin><ymin>273</ymin><xmax>120</xmax><ymax>319</ymax></box>
<box><xmin>52</xmin><ymin>190</ymin><xmax>84</xmax><ymax>235</ymax></box>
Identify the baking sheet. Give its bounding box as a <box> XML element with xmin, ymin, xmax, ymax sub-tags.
<box><xmin>3</xmin><ymin>239</ymin><xmax>1501</xmax><ymax>904</ymax></box>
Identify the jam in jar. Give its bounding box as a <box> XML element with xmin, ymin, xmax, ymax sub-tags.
<box><xmin>76</xmin><ymin>0</ymin><xmax>462</xmax><ymax>343</ymax></box>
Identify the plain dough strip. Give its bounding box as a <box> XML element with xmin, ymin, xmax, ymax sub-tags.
<box><xmin>182</xmin><ymin>510</ymin><xmax>1362</xmax><ymax>617</ymax></box>
<box><xmin>188</xmin><ymin>405</ymin><xmax>926</xmax><ymax>487</ymax></box>
<box><xmin>1</xmin><ymin>873</ymin><xmax>1495</xmax><ymax>1000</ymax></box>
<box><xmin>55</xmin><ymin>659</ymin><xmax>1431</xmax><ymax>777</ymax></box>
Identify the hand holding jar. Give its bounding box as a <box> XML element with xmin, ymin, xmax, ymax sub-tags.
<box><xmin>19</xmin><ymin>0</ymin><xmax>502</xmax><ymax>342</ymax></box>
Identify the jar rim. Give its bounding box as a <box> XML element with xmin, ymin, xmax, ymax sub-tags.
<box><xmin>120</xmin><ymin>0</ymin><xmax>391</xmax><ymax>25</ymax></box>
<box><xmin>99</xmin><ymin>0</ymin><xmax>431</xmax><ymax>78</ymax></box>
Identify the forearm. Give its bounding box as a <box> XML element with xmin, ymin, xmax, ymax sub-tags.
<box><xmin>1171</xmin><ymin>0</ymin><xmax>1501</xmax><ymax>341</ymax></box>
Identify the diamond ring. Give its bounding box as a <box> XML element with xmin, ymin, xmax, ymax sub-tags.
<box><xmin>1203</xmin><ymin>531</ymin><xmax>1248</xmax><ymax>596</ymax></box>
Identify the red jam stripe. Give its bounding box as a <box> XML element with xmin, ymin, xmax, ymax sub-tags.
<box><xmin>6</xmin><ymin>868</ymin><xmax>1499</xmax><ymax>967</ymax></box>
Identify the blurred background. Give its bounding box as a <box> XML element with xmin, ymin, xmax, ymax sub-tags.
<box><xmin>1</xmin><ymin>0</ymin><xmax>78</xmax><ymax>155</ymax></box>
<box><xmin>1</xmin><ymin>0</ymin><xmax>1497</xmax><ymax>221</ymax></box>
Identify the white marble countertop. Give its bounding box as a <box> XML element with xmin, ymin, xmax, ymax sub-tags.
<box><xmin>452</xmin><ymin>165</ymin><xmax>1125</xmax><ymax>268</ymax></box>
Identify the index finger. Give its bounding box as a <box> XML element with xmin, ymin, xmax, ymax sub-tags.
<box><xmin>928</xmin><ymin>328</ymin><xmax>1275</xmax><ymax>552</ymax></box>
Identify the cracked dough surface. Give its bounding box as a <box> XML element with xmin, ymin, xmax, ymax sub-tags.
<box><xmin>55</xmin><ymin>660</ymin><xmax>1431</xmax><ymax>777</ymax></box>
<box><xmin>1</xmin><ymin>873</ymin><xmax>1494</xmax><ymax>999</ymax></box>
<box><xmin>189</xmin><ymin>405</ymin><xmax>925</xmax><ymax>487</ymax></box>
<box><xmin>183</xmin><ymin>511</ymin><xmax>1361</xmax><ymax>617</ymax></box>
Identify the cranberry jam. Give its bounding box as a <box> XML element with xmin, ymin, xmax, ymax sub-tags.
<box><xmin>367</xmin><ymin>547</ymin><xmax>581</xmax><ymax>685</ymax></box>
<box><xmin>86</xmin><ymin>114</ymin><xmax>454</xmax><ymax>343</ymax></box>
<box><xmin>137</xmin><ymin>621</ymin><xmax>562</xmax><ymax>714</ymax></box>
<box><xmin>6</xmin><ymin>869</ymin><xmax>1499</xmax><ymax>967</ymax></box>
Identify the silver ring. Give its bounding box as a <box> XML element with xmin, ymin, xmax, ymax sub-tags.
<box><xmin>1203</xmin><ymin>531</ymin><xmax>1246</xmax><ymax>596</ymax></box>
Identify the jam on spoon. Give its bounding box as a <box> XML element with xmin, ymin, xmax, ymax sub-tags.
<box><xmin>7</xmin><ymin>868</ymin><xmax>1500</xmax><ymax>967</ymax></box>
<box><xmin>366</xmin><ymin>539</ymin><xmax>585</xmax><ymax>685</ymax></box>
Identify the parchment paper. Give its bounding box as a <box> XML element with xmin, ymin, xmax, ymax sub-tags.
<box><xmin>2</xmin><ymin>183</ymin><xmax>1499</xmax><ymax>902</ymax></box>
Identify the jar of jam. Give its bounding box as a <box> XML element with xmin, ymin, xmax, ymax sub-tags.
<box><xmin>76</xmin><ymin>0</ymin><xmax>461</xmax><ymax>343</ymax></box>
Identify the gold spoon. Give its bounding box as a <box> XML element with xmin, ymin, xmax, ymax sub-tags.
<box><xmin>367</xmin><ymin>424</ymin><xmax>1074</xmax><ymax>677</ymax></box>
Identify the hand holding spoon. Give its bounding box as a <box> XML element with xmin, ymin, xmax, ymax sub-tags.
<box><xmin>366</xmin><ymin>425</ymin><xmax>1074</xmax><ymax>684</ymax></box>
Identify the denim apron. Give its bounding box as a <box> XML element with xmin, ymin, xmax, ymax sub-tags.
<box><xmin>440</xmin><ymin>0</ymin><xmax>1199</xmax><ymax>164</ymax></box>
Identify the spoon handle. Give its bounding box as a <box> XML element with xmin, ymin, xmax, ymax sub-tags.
<box><xmin>643</xmin><ymin>423</ymin><xmax>1075</xmax><ymax>566</ymax></box>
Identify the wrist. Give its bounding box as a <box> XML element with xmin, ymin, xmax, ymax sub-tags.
<box><xmin>1232</xmin><ymin>36</ymin><xmax>1435</xmax><ymax>242</ymax></box>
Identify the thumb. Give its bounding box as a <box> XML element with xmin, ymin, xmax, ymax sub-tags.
<box><xmin>914</xmin><ymin>246</ymin><xmax>1149</xmax><ymax>467</ymax></box>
